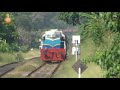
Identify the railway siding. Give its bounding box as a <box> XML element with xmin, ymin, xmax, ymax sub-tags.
<box><xmin>0</xmin><ymin>57</ymin><xmax>40</xmax><ymax>78</ymax></box>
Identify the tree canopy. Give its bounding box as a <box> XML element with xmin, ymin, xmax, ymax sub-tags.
<box><xmin>0</xmin><ymin>12</ymin><xmax>18</xmax><ymax>44</ymax></box>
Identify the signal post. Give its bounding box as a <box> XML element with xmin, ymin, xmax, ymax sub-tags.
<box><xmin>72</xmin><ymin>35</ymin><xmax>81</xmax><ymax>78</ymax></box>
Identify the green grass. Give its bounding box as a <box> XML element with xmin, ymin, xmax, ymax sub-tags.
<box><xmin>80</xmin><ymin>37</ymin><xmax>108</xmax><ymax>78</ymax></box>
<box><xmin>52</xmin><ymin>55</ymin><xmax>105</xmax><ymax>78</ymax></box>
<box><xmin>53</xmin><ymin>56</ymin><xmax>78</xmax><ymax>78</ymax></box>
<box><xmin>1</xmin><ymin>49</ymin><xmax>41</xmax><ymax>78</ymax></box>
<box><xmin>0</xmin><ymin>49</ymin><xmax>40</xmax><ymax>66</ymax></box>
<box><xmin>22</xmin><ymin>49</ymin><xmax>40</xmax><ymax>59</ymax></box>
<box><xmin>2</xmin><ymin>57</ymin><xmax>42</xmax><ymax>78</ymax></box>
<box><xmin>80</xmin><ymin>38</ymin><xmax>96</xmax><ymax>60</ymax></box>
<box><xmin>53</xmin><ymin>37</ymin><xmax>107</xmax><ymax>78</ymax></box>
<box><xmin>81</xmin><ymin>63</ymin><xmax>106</xmax><ymax>78</ymax></box>
<box><xmin>0</xmin><ymin>53</ymin><xmax>16</xmax><ymax>65</ymax></box>
<box><xmin>3</xmin><ymin>72</ymin><xmax>25</xmax><ymax>78</ymax></box>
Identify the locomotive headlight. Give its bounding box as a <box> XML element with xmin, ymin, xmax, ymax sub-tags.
<box><xmin>39</xmin><ymin>46</ymin><xmax>41</xmax><ymax>49</ymax></box>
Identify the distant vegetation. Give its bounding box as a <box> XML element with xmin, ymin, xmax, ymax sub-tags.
<box><xmin>0</xmin><ymin>12</ymin><xmax>71</xmax><ymax>53</ymax></box>
<box><xmin>12</xmin><ymin>12</ymin><xmax>72</xmax><ymax>49</ymax></box>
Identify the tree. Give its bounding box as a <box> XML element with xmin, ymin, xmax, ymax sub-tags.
<box><xmin>0</xmin><ymin>12</ymin><xmax>18</xmax><ymax>44</ymax></box>
<box><xmin>58</xmin><ymin>12</ymin><xmax>120</xmax><ymax>44</ymax></box>
<box><xmin>58</xmin><ymin>12</ymin><xmax>80</xmax><ymax>25</ymax></box>
<box><xmin>11</xmin><ymin>12</ymin><xmax>71</xmax><ymax>49</ymax></box>
<box><xmin>58</xmin><ymin>12</ymin><xmax>120</xmax><ymax>78</ymax></box>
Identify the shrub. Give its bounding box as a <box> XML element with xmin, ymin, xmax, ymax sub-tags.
<box><xmin>20</xmin><ymin>45</ymin><xmax>29</xmax><ymax>53</ymax></box>
<box><xmin>9</xmin><ymin>43</ymin><xmax>20</xmax><ymax>52</ymax></box>
<box><xmin>0</xmin><ymin>40</ymin><xmax>10</xmax><ymax>52</ymax></box>
<box><xmin>16</xmin><ymin>51</ymin><xmax>24</xmax><ymax>61</ymax></box>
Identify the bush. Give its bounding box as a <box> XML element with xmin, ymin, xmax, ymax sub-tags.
<box><xmin>20</xmin><ymin>45</ymin><xmax>29</xmax><ymax>53</ymax></box>
<box><xmin>0</xmin><ymin>40</ymin><xmax>10</xmax><ymax>52</ymax></box>
<box><xmin>16</xmin><ymin>51</ymin><xmax>24</xmax><ymax>61</ymax></box>
<box><xmin>31</xmin><ymin>38</ymin><xmax>40</xmax><ymax>48</ymax></box>
<box><xmin>9</xmin><ymin>43</ymin><xmax>20</xmax><ymax>52</ymax></box>
<box><xmin>0</xmin><ymin>40</ymin><xmax>20</xmax><ymax>53</ymax></box>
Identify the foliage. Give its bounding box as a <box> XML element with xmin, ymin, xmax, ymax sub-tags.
<box><xmin>59</xmin><ymin>12</ymin><xmax>120</xmax><ymax>78</ymax></box>
<box><xmin>11</xmin><ymin>12</ymin><xmax>71</xmax><ymax>49</ymax></box>
<box><xmin>58</xmin><ymin>12</ymin><xmax>120</xmax><ymax>45</ymax></box>
<box><xmin>0</xmin><ymin>12</ymin><xmax>19</xmax><ymax>53</ymax></box>
<box><xmin>20</xmin><ymin>45</ymin><xmax>29</xmax><ymax>53</ymax></box>
<box><xmin>9</xmin><ymin>43</ymin><xmax>20</xmax><ymax>52</ymax></box>
<box><xmin>0</xmin><ymin>12</ymin><xmax>18</xmax><ymax>44</ymax></box>
<box><xmin>1</xmin><ymin>12</ymin><xmax>70</xmax><ymax>53</ymax></box>
<box><xmin>0</xmin><ymin>39</ymin><xmax>9</xmax><ymax>52</ymax></box>
<box><xmin>16</xmin><ymin>51</ymin><xmax>24</xmax><ymax>61</ymax></box>
<box><xmin>83</xmin><ymin>33</ymin><xmax>120</xmax><ymax>78</ymax></box>
<box><xmin>13</xmin><ymin>12</ymin><xmax>70</xmax><ymax>31</ymax></box>
<box><xmin>0</xmin><ymin>39</ymin><xmax>20</xmax><ymax>53</ymax></box>
<box><xmin>31</xmin><ymin>38</ymin><xmax>39</xmax><ymax>48</ymax></box>
<box><xmin>58</xmin><ymin>12</ymin><xmax>80</xmax><ymax>26</ymax></box>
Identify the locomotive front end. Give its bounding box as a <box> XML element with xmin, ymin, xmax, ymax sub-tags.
<box><xmin>40</xmin><ymin>29</ymin><xmax>67</xmax><ymax>62</ymax></box>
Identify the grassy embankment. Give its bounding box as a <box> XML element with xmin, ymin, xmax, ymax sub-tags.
<box><xmin>0</xmin><ymin>49</ymin><xmax>40</xmax><ymax>66</ymax></box>
<box><xmin>52</xmin><ymin>38</ymin><xmax>105</xmax><ymax>78</ymax></box>
<box><xmin>53</xmin><ymin>31</ymin><xmax>114</xmax><ymax>78</ymax></box>
<box><xmin>1</xmin><ymin>49</ymin><xmax>42</xmax><ymax>78</ymax></box>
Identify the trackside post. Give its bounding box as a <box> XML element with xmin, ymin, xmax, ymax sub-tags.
<box><xmin>78</xmin><ymin>67</ymin><xmax>81</xmax><ymax>78</ymax></box>
<box><xmin>72</xmin><ymin>35</ymin><xmax>80</xmax><ymax>78</ymax></box>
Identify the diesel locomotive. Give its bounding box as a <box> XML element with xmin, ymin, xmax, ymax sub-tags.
<box><xmin>39</xmin><ymin>29</ymin><xmax>68</xmax><ymax>62</ymax></box>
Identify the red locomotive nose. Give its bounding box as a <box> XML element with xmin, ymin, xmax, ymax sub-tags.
<box><xmin>40</xmin><ymin>48</ymin><xmax>66</xmax><ymax>61</ymax></box>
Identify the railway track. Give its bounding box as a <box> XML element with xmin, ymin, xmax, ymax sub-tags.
<box><xmin>0</xmin><ymin>41</ymin><xmax>72</xmax><ymax>78</ymax></box>
<box><xmin>0</xmin><ymin>57</ymin><xmax>39</xmax><ymax>77</ymax></box>
<box><xmin>27</xmin><ymin>62</ymin><xmax>61</xmax><ymax>78</ymax></box>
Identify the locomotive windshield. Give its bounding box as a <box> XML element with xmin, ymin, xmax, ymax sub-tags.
<box><xmin>45</xmin><ymin>31</ymin><xmax>62</xmax><ymax>39</ymax></box>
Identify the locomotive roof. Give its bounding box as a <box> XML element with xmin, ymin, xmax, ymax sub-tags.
<box><xmin>43</xmin><ymin>29</ymin><xmax>65</xmax><ymax>38</ymax></box>
<box><xmin>50</xmin><ymin>29</ymin><xmax>58</xmax><ymax>31</ymax></box>
<box><xmin>45</xmin><ymin>29</ymin><xmax>63</xmax><ymax>34</ymax></box>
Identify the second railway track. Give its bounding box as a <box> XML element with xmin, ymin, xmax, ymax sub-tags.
<box><xmin>0</xmin><ymin>57</ymin><xmax>40</xmax><ymax>77</ymax></box>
